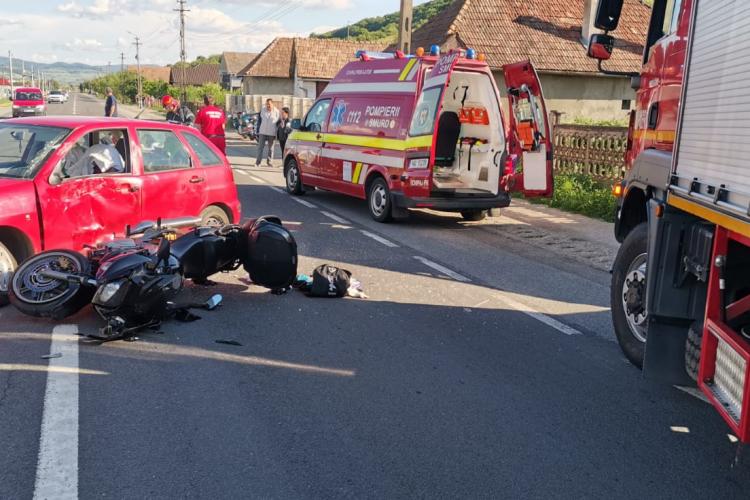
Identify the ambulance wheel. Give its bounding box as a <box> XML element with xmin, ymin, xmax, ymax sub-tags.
<box><xmin>285</xmin><ymin>159</ymin><xmax>305</xmax><ymax>195</ymax></box>
<box><xmin>611</xmin><ymin>222</ymin><xmax>648</xmax><ymax>368</ymax></box>
<box><xmin>368</xmin><ymin>177</ymin><xmax>392</xmax><ymax>222</ymax></box>
<box><xmin>685</xmin><ymin>321</ymin><xmax>703</xmax><ymax>382</ymax></box>
<box><xmin>461</xmin><ymin>210</ymin><xmax>487</xmax><ymax>222</ymax></box>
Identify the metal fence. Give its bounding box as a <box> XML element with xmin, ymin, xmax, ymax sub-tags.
<box><xmin>225</xmin><ymin>94</ymin><xmax>314</xmax><ymax>119</ymax></box>
<box><xmin>552</xmin><ymin>124</ymin><xmax>628</xmax><ymax>182</ymax></box>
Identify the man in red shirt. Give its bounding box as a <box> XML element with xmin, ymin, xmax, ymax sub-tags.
<box><xmin>194</xmin><ymin>95</ymin><xmax>226</xmax><ymax>154</ymax></box>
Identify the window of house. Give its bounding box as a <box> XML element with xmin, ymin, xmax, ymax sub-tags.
<box><xmin>137</xmin><ymin>130</ymin><xmax>192</xmax><ymax>172</ymax></box>
<box><xmin>622</xmin><ymin>99</ymin><xmax>632</xmax><ymax>110</ymax></box>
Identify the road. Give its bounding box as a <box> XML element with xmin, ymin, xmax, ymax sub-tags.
<box><xmin>1</xmin><ymin>94</ymin><xmax>749</xmax><ymax>498</ymax></box>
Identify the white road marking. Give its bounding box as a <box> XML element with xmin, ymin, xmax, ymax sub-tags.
<box><xmin>247</xmin><ymin>174</ymin><xmax>267</xmax><ymax>184</ymax></box>
<box><xmin>361</xmin><ymin>230</ymin><xmax>399</xmax><ymax>248</ymax></box>
<box><xmin>321</xmin><ymin>211</ymin><xmax>351</xmax><ymax>225</ymax></box>
<box><xmin>413</xmin><ymin>256</ymin><xmax>471</xmax><ymax>282</ymax></box>
<box><xmin>494</xmin><ymin>292</ymin><xmax>582</xmax><ymax>336</ymax></box>
<box><xmin>233</xmin><ymin>168</ymin><xmax>249</xmax><ymax>176</ymax></box>
<box><xmin>269</xmin><ymin>186</ymin><xmax>285</xmax><ymax>194</ymax></box>
<box><xmin>34</xmin><ymin>324</ymin><xmax>79</xmax><ymax>500</ymax></box>
<box><xmin>72</xmin><ymin>95</ymin><xmax>77</xmax><ymax>116</ymax></box>
<box><xmin>291</xmin><ymin>198</ymin><xmax>317</xmax><ymax>209</ymax></box>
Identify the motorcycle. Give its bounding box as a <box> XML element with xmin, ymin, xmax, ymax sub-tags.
<box><xmin>9</xmin><ymin>216</ymin><xmax>297</xmax><ymax>340</ymax></box>
<box><xmin>232</xmin><ymin>111</ymin><xmax>259</xmax><ymax>140</ymax></box>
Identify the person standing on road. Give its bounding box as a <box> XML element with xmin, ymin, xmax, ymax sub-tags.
<box><xmin>162</xmin><ymin>95</ymin><xmax>195</xmax><ymax>125</ymax></box>
<box><xmin>256</xmin><ymin>98</ymin><xmax>280</xmax><ymax>167</ymax></box>
<box><xmin>277</xmin><ymin>106</ymin><xmax>292</xmax><ymax>156</ymax></box>
<box><xmin>194</xmin><ymin>95</ymin><xmax>227</xmax><ymax>154</ymax></box>
<box><xmin>104</xmin><ymin>87</ymin><xmax>118</xmax><ymax>117</ymax></box>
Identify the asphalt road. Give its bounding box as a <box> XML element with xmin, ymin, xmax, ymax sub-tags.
<box><xmin>1</xmin><ymin>95</ymin><xmax>749</xmax><ymax>498</ymax></box>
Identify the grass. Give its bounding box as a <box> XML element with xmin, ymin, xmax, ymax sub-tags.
<box><xmin>0</xmin><ymin>98</ymin><xmax>10</xmax><ymax>108</ymax></box>
<box><xmin>525</xmin><ymin>173</ymin><xmax>617</xmax><ymax>222</ymax></box>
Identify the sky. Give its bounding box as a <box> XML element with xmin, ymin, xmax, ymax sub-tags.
<box><xmin>0</xmin><ymin>0</ymin><xmax>431</xmax><ymax>67</ymax></box>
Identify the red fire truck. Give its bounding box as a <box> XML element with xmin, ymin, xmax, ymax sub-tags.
<box><xmin>589</xmin><ymin>0</ymin><xmax>750</xmax><ymax>442</ymax></box>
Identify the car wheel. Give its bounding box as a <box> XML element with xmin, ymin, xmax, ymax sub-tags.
<box><xmin>461</xmin><ymin>210</ymin><xmax>487</xmax><ymax>222</ymax></box>
<box><xmin>611</xmin><ymin>222</ymin><xmax>649</xmax><ymax>368</ymax></box>
<box><xmin>368</xmin><ymin>177</ymin><xmax>393</xmax><ymax>223</ymax></box>
<box><xmin>0</xmin><ymin>242</ymin><xmax>17</xmax><ymax>307</ymax></box>
<box><xmin>200</xmin><ymin>206</ymin><xmax>230</xmax><ymax>227</ymax></box>
<box><xmin>285</xmin><ymin>159</ymin><xmax>305</xmax><ymax>195</ymax></box>
<box><xmin>9</xmin><ymin>250</ymin><xmax>93</xmax><ymax>319</ymax></box>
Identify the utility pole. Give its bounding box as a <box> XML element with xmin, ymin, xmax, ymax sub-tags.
<box><xmin>21</xmin><ymin>60</ymin><xmax>26</xmax><ymax>86</ymax></box>
<box><xmin>8</xmin><ymin>51</ymin><xmax>14</xmax><ymax>95</ymax></box>
<box><xmin>121</xmin><ymin>52</ymin><xmax>125</xmax><ymax>73</ymax></box>
<box><xmin>398</xmin><ymin>0</ymin><xmax>413</xmax><ymax>54</ymax></box>
<box><xmin>175</xmin><ymin>0</ymin><xmax>190</xmax><ymax>103</ymax></box>
<box><xmin>108</xmin><ymin>61</ymin><xmax>111</xmax><ymax>74</ymax></box>
<box><xmin>31</xmin><ymin>65</ymin><xmax>34</xmax><ymax>87</ymax></box>
<box><xmin>132</xmin><ymin>34</ymin><xmax>143</xmax><ymax>109</ymax></box>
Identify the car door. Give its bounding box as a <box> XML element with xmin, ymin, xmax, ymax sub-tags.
<box><xmin>502</xmin><ymin>60</ymin><xmax>554</xmax><ymax>197</ymax></box>
<box><xmin>135</xmin><ymin>128</ymin><xmax>207</xmax><ymax>223</ymax></box>
<box><xmin>296</xmin><ymin>99</ymin><xmax>331</xmax><ymax>182</ymax></box>
<box><xmin>36</xmin><ymin>127</ymin><xmax>143</xmax><ymax>251</ymax></box>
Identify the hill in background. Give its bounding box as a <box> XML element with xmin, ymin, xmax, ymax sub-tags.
<box><xmin>0</xmin><ymin>56</ymin><xmax>105</xmax><ymax>85</ymax></box>
<box><xmin>312</xmin><ymin>0</ymin><xmax>453</xmax><ymax>41</ymax></box>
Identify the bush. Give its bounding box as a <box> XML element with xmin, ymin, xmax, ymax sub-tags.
<box><xmin>526</xmin><ymin>173</ymin><xmax>617</xmax><ymax>222</ymax></box>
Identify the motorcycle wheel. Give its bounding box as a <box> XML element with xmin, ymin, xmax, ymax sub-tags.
<box><xmin>9</xmin><ymin>250</ymin><xmax>94</xmax><ymax>320</ymax></box>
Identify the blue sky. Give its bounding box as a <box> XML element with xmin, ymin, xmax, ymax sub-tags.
<box><xmin>0</xmin><ymin>0</ymin><xmax>431</xmax><ymax>66</ymax></box>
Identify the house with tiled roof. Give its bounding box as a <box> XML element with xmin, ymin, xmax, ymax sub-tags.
<box><xmin>409</xmin><ymin>0</ymin><xmax>651</xmax><ymax>121</ymax></box>
<box><xmin>220</xmin><ymin>52</ymin><xmax>257</xmax><ymax>90</ymax></box>
<box><xmin>170</xmin><ymin>63</ymin><xmax>221</xmax><ymax>87</ymax></box>
<box><xmin>240</xmin><ymin>38</ymin><xmax>388</xmax><ymax>98</ymax></box>
<box><xmin>127</xmin><ymin>65</ymin><xmax>171</xmax><ymax>82</ymax></box>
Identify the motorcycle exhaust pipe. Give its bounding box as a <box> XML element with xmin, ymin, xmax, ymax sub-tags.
<box><xmin>39</xmin><ymin>269</ymin><xmax>97</xmax><ymax>287</ymax></box>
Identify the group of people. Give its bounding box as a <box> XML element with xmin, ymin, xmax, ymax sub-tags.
<box><xmin>104</xmin><ymin>89</ymin><xmax>293</xmax><ymax>162</ymax></box>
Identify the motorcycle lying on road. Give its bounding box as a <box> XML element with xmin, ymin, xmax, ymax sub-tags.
<box><xmin>232</xmin><ymin>111</ymin><xmax>258</xmax><ymax>140</ymax></box>
<box><xmin>9</xmin><ymin>216</ymin><xmax>297</xmax><ymax>340</ymax></box>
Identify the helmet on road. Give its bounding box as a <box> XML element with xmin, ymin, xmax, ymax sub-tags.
<box><xmin>161</xmin><ymin>95</ymin><xmax>175</xmax><ymax>107</ymax></box>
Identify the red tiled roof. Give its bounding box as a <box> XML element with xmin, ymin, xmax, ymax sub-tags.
<box><xmin>241</xmin><ymin>37</ymin><xmax>390</xmax><ymax>80</ymax></box>
<box><xmin>222</xmin><ymin>52</ymin><xmax>258</xmax><ymax>75</ymax></box>
<box><xmin>127</xmin><ymin>65</ymin><xmax>171</xmax><ymax>82</ymax></box>
<box><xmin>410</xmin><ymin>0</ymin><xmax>650</xmax><ymax>74</ymax></box>
<box><xmin>170</xmin><ymin>63</ymin><xmax>220</xmax><ymax>86</ymax></box>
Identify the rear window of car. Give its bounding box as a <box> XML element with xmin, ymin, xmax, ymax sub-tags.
<box><xmin>137</xmin><ymin>129</ymin><xmax>192</xmax><ymax>172</ymax></box>
<box><xmin>182</xmin><ymin>132</ymin><xmax>223</xmax><ymax>167</ymax></box>
<box><xmin>409</xmin><ymin>87</ymin><xmax>442</xmax><ymax>137</ymax></box>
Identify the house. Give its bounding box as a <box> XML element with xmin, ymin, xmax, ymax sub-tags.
<box><xmin>127</xmin><ymin>65</ymin><xmax>171</xmax><ymax>82</ymax></box>
<box><xmin>409</xmin><ymin>0</ymin><xmax>650</xmax><ymax>121</ymax></box>
<box><xmin>170</xmin><ymin>63</ymin><xmax>221</xmax><ymax>87</ymax></box>
<box><xmin>240</xmin><ymin>38</ymin><xmax>388</xmax><ymax>99</ymax></box>
<box><xmin>219</xmin><ymin>52</ymin><xmax>257</xmax><ymax>90</ymax></box>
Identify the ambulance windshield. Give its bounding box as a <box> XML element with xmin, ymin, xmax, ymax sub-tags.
<box><xmin>409</xmin><ymin>87</ymin><xmax>442</xmax><ymax>137</ymax></box>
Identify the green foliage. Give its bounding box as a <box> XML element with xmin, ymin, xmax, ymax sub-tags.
<box><xmin>526</xmin><ymin>173</ymin><xmax>617</xmax><ymax>222</ymax></box>
<box><xmin>312</xmin><ymin>0</ymin><xmax>454</xmax><ymax>41</ymax></box>
<box><xmin>81</xmin><ymin>73</ymin><xmax>227</xmax><ymax>108</ymax></box>
<box><xmin>171</xmin><ymin>54</ymin><xmax>222</xmax><ymax>68</ymax></box>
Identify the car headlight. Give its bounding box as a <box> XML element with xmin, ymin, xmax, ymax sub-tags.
<box><xmin>36</xmin><ymin>105</ymin><xmax>45</xmax><ymax>110</ymax></box>
<box><xmin>12</xmin><ymin>105</ymin><xmax>20</xmax><ymax>109</ymax></box>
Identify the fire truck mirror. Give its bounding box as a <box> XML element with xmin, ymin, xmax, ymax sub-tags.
<box><xmin>594</xmin><ymin>0</ymin><xmax>624</xmax><ymax>31</ymax></box>
<box><xmin>588</xmin><ymin>34</ymin><xmax>614</xmax><ymax>61</ymax></box>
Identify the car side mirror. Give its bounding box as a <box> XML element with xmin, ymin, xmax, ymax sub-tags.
<box><xmin>594</xmin><ymin>0</ymin><xmax>624</xmax><ymax>31</ymax></box>
<box><xmin>49</xmin><ymin>171</ymin><xmax>64</xmax><ymax>186</ymax></box>
<box><xmin>291</xmin><ymin>119</ymin><xmax>302</xmax><ymax>130</ymax></box>
<box><xmin>588</xmin><ymin>34</ymin><xmax>614</xmax><ymax>61</ymax></box>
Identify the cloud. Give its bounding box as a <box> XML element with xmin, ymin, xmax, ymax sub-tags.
<box><xmin>64</xmin><ymin>38</ymin><xmax>104</xmax><ymax>50</ymax></box>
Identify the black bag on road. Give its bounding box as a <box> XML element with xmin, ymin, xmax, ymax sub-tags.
<box><xmin>310</xmin><ymin>264</ymin><xmax>351</xmax><ymax>297</ymax></box>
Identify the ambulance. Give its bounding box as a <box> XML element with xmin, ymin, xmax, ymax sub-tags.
<box><xmin>283</xmin><ymin>46</ymin><xmax>553</xmax><ymax>222</ymax></box>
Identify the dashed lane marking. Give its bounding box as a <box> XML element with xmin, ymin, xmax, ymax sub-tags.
<box><xmin>34</xmin><ymin>324</ymin><xmax>79</xmax><ymax>500</ymax></box>
<box><xmin>413</xmin><ymin>256</ymin><xmax>471</xmax><ymax>283</ymax></box>
<box><xmin>233</xmin><ymin>168</ymin><xmax>249</xmax><ymax>176</ymax></box>
<box><xmin>291</xmin><ymin>198</ymin><xmax>317</xmax><ymax>209</ymax></box>
<box><xmin>269</xmin><ymin>186</ymin><xmax>285</xmax><ymax>194</ymax></box>
<box><xmin>321</xmin><ymin>211</ymin><xmax>351</xmax><ymax>225</ymax></box>
<box><xmin>361</xmin><ymin>230</ymin><xmax>399</xmax><ymax>248</ymax></box>
<box><xmin>494</xmin><ymin>292</ymin><xmax>583</xmax><ymax>336</ymax></box>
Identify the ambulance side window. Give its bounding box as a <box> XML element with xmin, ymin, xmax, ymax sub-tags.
<box><xmin>409</xmin><ymin>87</ymin><xmax>442</xmax><ymax>137</ymax></box>
<box><xmin>304</xmin><ymin>99</ymin><xmax>331</xmax><ymax>133</ymax></box>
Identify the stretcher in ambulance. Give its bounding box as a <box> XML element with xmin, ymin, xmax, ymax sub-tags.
<box><xmin>283</xmin><ymin>48</ymin><xmax>553</xmax><ymax>222</ymax></box>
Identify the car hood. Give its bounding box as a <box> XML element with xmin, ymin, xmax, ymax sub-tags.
<box><xmin>13</xmin><ymin>100</ymin><xmax>44</xmax><ymax>106</ymax></box>
<box><xmin>0</xmin><ymin>178</ymin><xmax>38</xmax><ymax>219</ymax></box>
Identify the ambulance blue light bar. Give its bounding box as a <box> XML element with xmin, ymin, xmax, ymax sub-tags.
<box><xmin>430</xmin><ymin>45</ymin><xmax>440</xmax><ymax>56</ymax></box>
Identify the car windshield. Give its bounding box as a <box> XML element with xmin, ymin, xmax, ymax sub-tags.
<box><xmin>0</xmin><ymin>125</ymin><xmax>71</xmax><ymax>179</ymax></box>
<box><xmin>15</xmin><ymin>92</ymin><xmax>43</xmax><ymax>100</ymax></box>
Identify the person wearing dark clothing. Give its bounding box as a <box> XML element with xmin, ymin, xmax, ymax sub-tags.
<box><xmin>162</xmin><ymin>95</ymin><xmax>195</xmax><ymax>125</ymax></box>
<box><xmin>277</xmin><ymin>106</ymin><xmax>292</xmax><ymax>154</ymax></box>
<box><xmin>104</xmin><ymin>87</ymin><xmax>118</xmax><ymax>117</ymax></box>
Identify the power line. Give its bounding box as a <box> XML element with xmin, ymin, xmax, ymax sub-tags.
<box><xmin>175</xmin><ymin>0</ymin><xmax>190</xmax><ymax>103</ymax></box>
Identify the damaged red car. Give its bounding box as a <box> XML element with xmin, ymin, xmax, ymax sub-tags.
<box><xmin>0</xmin><ymin>116</ymin><xmax>241</xmax><ymax>305</ymax></box>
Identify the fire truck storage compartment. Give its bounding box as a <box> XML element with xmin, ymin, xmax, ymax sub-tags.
<box><xmin>432</xmin><ymin>71</ymin><xmax>504</xmax><ymax>196</ymax></box>
<box><xmin>670</xmin><ymin>0</ymin><xmax>750</xmax><ymax>219</ymax></box>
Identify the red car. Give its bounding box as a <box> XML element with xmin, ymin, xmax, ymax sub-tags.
<box><xmin>0</xmin><ymin>116</ymin><xmax>241</xmax><ymax>305</ymax></box>
<box><xmin>11</xmin><ymin>87</ymin><xmax>46</xmax><ymax>118</ymax></box>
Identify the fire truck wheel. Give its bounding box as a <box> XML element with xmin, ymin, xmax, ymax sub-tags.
<box><xmin>285</xmin><ymin>159</ymin><xmax>305</xmax><ymax>195</ymax></box>
<box><xmin>0</xmin><ymin>242</ymin><xmax>16</xmax><ymax>307</ymax></box>
<box><xmin>461</xmin><ymin>210</ymin><xmax>487</xmax><ymax>222</ymax></box>
<box><xmin>368</xmin><ymin>177</ymin><xmax>393</xmax><ymax>222</ymax></box>
<box><xmin>611</xmin><ymin>222</ymin><xmax>648</xmax><ymax>368</ymax></box>
<box><xmin>685</xmin><ymin>321</ymin><xmax>703</xmax><ymax>382</ymax></box>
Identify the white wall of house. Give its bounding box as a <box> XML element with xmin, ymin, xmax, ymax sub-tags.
<box><xmin>493</xmin><ymin>71</ymin><xmax>636</xmax><ymax>123</ymax></box>
<box><xmin>295</xmin><ymin>80</ymin><xmax>317</xmax><ymax>99</ymax></box>
<box><xmin>242</xmin><ymin>77</ymin><xmax>295</xmax><ymax>96</ymax></box>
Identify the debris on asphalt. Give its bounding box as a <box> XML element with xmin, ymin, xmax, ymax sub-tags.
<box><xmin>215</xmin><ymin>339</ymin><xmax>243</xmax><ymax>346</ymax></box>
<box><xmin>293</xmin><ymin>264</ymin><xmax>368</xmax><ymax>299</ymax></box>
<box><xmin>41</xmin><ymin>353</ymin><xmax>62</xmax><ymax>359</ymax></box>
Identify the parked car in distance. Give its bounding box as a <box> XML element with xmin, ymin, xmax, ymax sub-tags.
<box><xmin>11</xmin><ymin>88</ymin><xmax>46</xmax><ymax>118</ymax></box>
<box><xmin>0</xmin><ymin>116</ymin><xmax>242</xmax><ymax>305</ymax></box>
<box><xmin>48</xmin><ymin>90</ymin><xmax>65</xmax><ymax>104</ymax></box>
